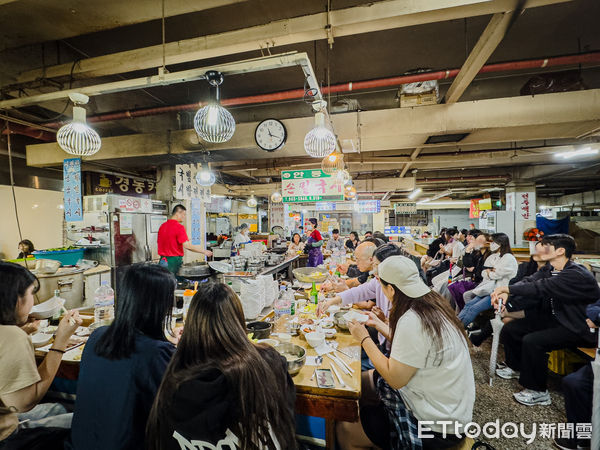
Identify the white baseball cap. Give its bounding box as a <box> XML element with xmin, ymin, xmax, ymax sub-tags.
<box><xmin>377</xmin><ymin>255</ymin><xmax>431</xmax><ymax>298</ymax></box>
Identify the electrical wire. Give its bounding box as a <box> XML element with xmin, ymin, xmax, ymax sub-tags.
<box><xmin>5</xmin><ymin>121</ymin><xmax>24</xmax><ymax>243</ymax></box>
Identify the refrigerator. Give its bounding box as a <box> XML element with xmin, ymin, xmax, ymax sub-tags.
<box><xmin>70</xmin><ymin>194</ymin><xmax>168</xmax><ymax>297</ymax></box>
<box><xmin>110</xmin><ymin>211</ymin><xmax>167</xmax><ymax>290</ymax></box>
<box><xmin>479</xmin><ymin>210</ymin><xmax>516</xmax><ymax>247</ymax></box>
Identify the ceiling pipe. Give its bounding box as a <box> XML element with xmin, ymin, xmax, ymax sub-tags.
<box><xmin>6</xmin><ymin>51</ymin><xmax>600</xmax><ymax>139</ymax></box>
<box><xmin>2</xmin><ymin>122</ymin><xmax>55</xmax><ymax>141</ymax></box>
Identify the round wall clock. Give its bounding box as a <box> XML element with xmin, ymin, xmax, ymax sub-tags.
<box><xmin>255</xmin><ymin>118</ymin><xmax>287</xmax><ymax>152</ymax></box>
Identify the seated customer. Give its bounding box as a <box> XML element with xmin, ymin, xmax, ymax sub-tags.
<box><xmin>318</xmin><ymin>243</ymin><xmax>405</xmax><ymax>321</ymax></box>
<box><xmin>338</xmin><ymin>256</ymin><xmax>474</xmax><ymax>449</ymax></box>
<box><xmin>287</xmin><ymin>232</ymin><xmax>305</xmax><ymax>255</ymax></box>
<box><xmin>420</xmin><ymin>228</ymin><xmax>446</xmax><ymax>271</ymax></box>
<box><xmin>437</xmin><ymin>231</ymin><xmax>489</xmax><ymax>310</ymax></box>
<box><xmin>469</xmin><ymin>241</ymin><xmax>547</xmax><ymax>346</ymax></box>
<box><xmin>147</xmin><ymin>283</ymin><xmax>296</xmax><ymax>449</ymax></box>
<box><xmin>553</xmin><ymin>299</ymin><xmax>599</xmax><ymax>450</ymax></box>
<box><xmin>492</xmin><ymin>234</ymin><xmax>600</xmax><ymax>406</ymax></box>
<box><xmin>458</xmin><ymin>232</ymin><xmax>517</xmax><ymax>327</ymax></box>
<box><xmin>326</xmin><ymin>228</ymin><xmax>345</xmax><ymax>252</ymax></box>
<box><xmin>345</xmin><ymin>231</ymin><xmax>360</xmax><ymax>252</ymax></box>
<box><xmin>0</xmin><ymin>262</ymin><xmax>81</xmax><ymax>442</ymax></box>
<box><xmin>322</xmin><ymin>241</ymin><xmax>378</xmax><ymax>295</ymax></box>
<box><xmin>69</xmin><ymin>264</ymin><xmax>178</xmax><ymax>450</ymax></box>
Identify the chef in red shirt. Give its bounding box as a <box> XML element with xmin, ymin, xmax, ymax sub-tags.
<box><xmin>157</xmin><ymin>204</ymin><xmax>213</xmax><ymax>276</ymax></box>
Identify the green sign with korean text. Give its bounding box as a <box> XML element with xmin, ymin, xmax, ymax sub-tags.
<box><xmin>281</xmin><ymin>170</ymin><xmax>344</xmax><ymax>202</ymax></box>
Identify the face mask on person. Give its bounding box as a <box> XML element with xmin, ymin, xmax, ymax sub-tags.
<box><xmin>490</xmin><ymin>242</ymin><xmax>500</xmax><ymax>252</ymax></box>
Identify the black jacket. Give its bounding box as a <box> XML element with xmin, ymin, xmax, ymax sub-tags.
<box><xmin>508</xmin><ymin>261</ymin><xmax>600</xmax><ymax>338</ymax></box>
<box><xmin>462</xmin><ymin>250</ymin><xmax>486</xmax><ymax>283</ymax></box>
<box><xmin>157</xmin><ymin>347</ymin><xmax>295</xmax><ymax>450</ymax></box>
<box><xmin>426</xmin><ymin>237</ymin><xmax>445</xmax><ymax>258</ymax></box>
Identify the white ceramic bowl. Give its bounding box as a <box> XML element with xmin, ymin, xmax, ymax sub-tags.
<box><xmin>327</xmin><ymin>305</ymin><xmax>340</xmax><ymax>314</ymax></box>
<box><xmin>30</xmin><ymin>298</ymin><xmax>64</xmax><ymax>319</ymax></box>
<box><xmin>305</xmin><ymin>331</ymin><xmax>325</xmax><ymax>348</ymax></box>
<box><xmin>31</xmin><ymin>332</ymin><xmax>53</xmax><ymax>348</ymax></box>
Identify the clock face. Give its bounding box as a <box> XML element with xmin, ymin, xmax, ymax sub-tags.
<box><xmin>255</xmin><ymin>119</ymin><xmax>287</xmax><ymax>152</ymax></box>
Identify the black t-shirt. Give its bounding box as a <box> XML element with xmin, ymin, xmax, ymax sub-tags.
<box><xmin>69</xmin><ymin>327</ymin><xmax>175</xmax><ymax>450</ymax></box>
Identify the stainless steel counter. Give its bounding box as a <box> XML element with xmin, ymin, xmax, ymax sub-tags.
<box><xmin>259</xmin><ymin>254</ymin><xmax>299</xmax><ymax>278</ymax></box>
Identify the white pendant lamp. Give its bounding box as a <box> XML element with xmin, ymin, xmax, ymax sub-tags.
<box><xmin>194</xmin><ymin>71</ymin><xmax>235</xmax><ymax>143</ymax></box>
<box><xmin>56</xmin><ymin>93</ymin><xmax>101</xmax><ymax>156</ymax></box>
<box><xmin>270</xmin><ymin>191</ymin><xmax>283</xmax><ymax>203</ymax></box>
<box><xmin>336</xmin><ymin>169</ymin><xmax>351</xmax><ymax>185</ymax></box>
<box><xmin>247</xmin><ymin>195</ymin><xmax>258</xmax><ymax>207</ymax></box>
<box><xmin>195</xmin><ymin>164</ymin><xmax>216</xmax><ymax>187</ymax></box>
<box><xmin>304</xmin><ymin>110</ymin><xmax>336</xmax><ymax>158</ymax></box>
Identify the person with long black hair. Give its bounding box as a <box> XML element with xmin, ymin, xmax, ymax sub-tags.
<box><xmin>339</xmin><ymin>256</ymin><xmax>474</xmax><ymax>449</ymax></box>
<box><xmin>69</xmin><ymin>264</ymin><xmax>178</xmax><ymax>450</ymax></box>
<box><xmin>0</xmin><ymin>262</ymin><xmax>81</xmax><ymax>445</ymax></box>
<box><xmin>457</xmin><ymin>232</ymin><xmax>518</xmax><ymax>327</ymax></box>
<box><xmin>146</xmin><ymin>282</ymin><xmax>296</xmax><ymax>450</ymax></box>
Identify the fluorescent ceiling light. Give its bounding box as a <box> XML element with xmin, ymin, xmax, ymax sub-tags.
<box><xmin>555</xmin><ymin>147</ymin><xmax>599</xmax><ymax>159</ymax></box>
<box><xmin>408</xmin><ymin>188</ymin><xmax>422</xmax><ymax>200</ymax></box>
<box><xmin>416</xmin><ymin>201</ymin><xmax>471</xmax><ymax>206</ymax></box>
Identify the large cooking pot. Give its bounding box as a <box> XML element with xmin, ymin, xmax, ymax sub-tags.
<box><xmin>35</xmin><ymin>268</ymin><xmax>84</xmax><ymax>309</ymax></box>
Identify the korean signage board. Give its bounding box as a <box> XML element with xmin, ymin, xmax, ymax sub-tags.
<box><xmin>63</xmin><ymin>158</ymin><xmax>82</xmax><ymax>221</ymax></box>
<box><xmin>281</xmin><ymin>170</ymin><xmax>343</xmax><ymax>203</ymax></box>
<box><xmin>478</xmin><ymin>198</ymin><xmax>492</xmax><ymax>211</ymax></box>
<box><xmin>175</xmin><ymin>164</ymin><xmax>211</xmax><ymax>202</ymax></box>
<box><xmin>469</xmin><ymin>198</ymin><xmax>482</xmax><ymax>219</ymax></box>
<box><xmin>90</xmin><ymin>172</ymin><xmax>156</xmax><ymax>198</ymax></box>
<box><xmin>394</xmin><ymin>202</ymin><xmax>417</xmax><ymax>215</ymax></box>
<box><xmin>355</xmin><ymin>200</ymin><xmax>381</xmax><ymax>214</ymax></box>
<box><xmin>190</xmin><ymin>199</ymin><xmax>203</xmax><ymax>245</ymax></box>
<box><xmin>269</xmin><ymin>202</ymin><xmax>285</xmax><ymax>229</ymax></box>
<box><xmin>315</xmin><ymin>202</ymin><xmax>337</xmax><ymax>211</ymax></box>
<box><xmin>517</xmin><ymin>192</ymin><xmax>536</xmax><ymax>220</ymax></box>
<box><xmin>384</xmin><ymin>226</ymin><xmax>411</xmax><ymax>236</ymax></box>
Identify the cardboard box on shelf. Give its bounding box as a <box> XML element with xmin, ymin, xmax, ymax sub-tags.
<box><xmin>400</xmin><ymin>91</ymin><xmax>438</xmax><ymax>108</ymax></box>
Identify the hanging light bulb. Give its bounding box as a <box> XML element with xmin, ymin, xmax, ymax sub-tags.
<box><xmin>304</xmin><ymin>111</ymin><xmax>336</xmax><ymax>158</ymax></box>
<box><xmin>321</xmin><ymin>151</ymin><xmax>344</xmax><ymax>174</ymax></box>
<box><xmin>194</xmin><ymin>71</ymin><xmax>235</xmax><ymax>143</ymax></box>
<box><xmin>195</xmin><ymin>163</ymin><xmax>216</xmax><ymax>187</ymax></box>
<box><xmin>247</xmin><ymin>196</ymin><xmax>258</xmax><ymax>207</ymax></box>
<box><xmin>270</xmin><ymin>191</ymin><xmax>283</xmax><ymax>203</ymax></box>
<box><xmin>344</xmin><ymin>185</ymin><xmax>357</xmax><ymax>200</ymax></box>
<box><xmin>336</xmin><ymin>169</ymin><xmax>351</xmax><ymax>185</ymax></box>
<box><xmin>56</xmin><ymin>93</ymin><xmax>101</xmax><ymax>156</ymax></box>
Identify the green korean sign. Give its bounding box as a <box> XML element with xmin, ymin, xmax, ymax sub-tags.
<box><xmin>281</xmin><ymin>170</ymin><xmax>344</xmax><ymax>202</ymax></box>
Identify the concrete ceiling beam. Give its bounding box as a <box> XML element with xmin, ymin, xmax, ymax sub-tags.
<box><xmin>26</xmin><ymin>89</ymin><xmax>600</xmax><ymax>167</ymax></box>
<box><xmin>13</xmin><ymin>0</ymin><xmax>573</xmax><ymax>85</ymax></box>
<box><xmin>445</xmin><ymin>11</ymin><xmax>516</xmax><ymax>103</ymax></box>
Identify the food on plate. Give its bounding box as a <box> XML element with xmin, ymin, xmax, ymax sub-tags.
<box><xmin>298</xmin><ymin>318</ymin><xmax>314</xmax><ymax>325</ymax></box>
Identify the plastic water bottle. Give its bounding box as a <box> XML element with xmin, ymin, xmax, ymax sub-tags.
<box><xmin>274</xmin><ymin>285</ymin><xmax>289</xmax><ymax>318</ymax></box>
<box><xmin>287</xmin><ymin>287</ymin><xmax>296</xmax><ymax>316</ymax></box>
<box><xmin>94</xmin><ymin>281</ymin><xmax>115</xmax><ymax>326</ymax></box>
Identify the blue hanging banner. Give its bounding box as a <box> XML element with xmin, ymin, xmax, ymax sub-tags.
<box><xmin>190</xmin><ymin>199</ymin><xmax>203</xmax><ymax>245</ymax></box>
<box><xmin>536</xmin><ymin>214</ymin><xmax>570</xmax><ymax>235</ymax></box>
<box><xmin>63</xmin><ymin>158</ymin><xmax>83</xmax><ymax>222</ymax></box>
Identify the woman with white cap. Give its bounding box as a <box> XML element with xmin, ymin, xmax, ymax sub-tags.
<box><xmin>338</xmin><ymin>255</ymin><xmax>475</xmax><ymax>450</ymax></box>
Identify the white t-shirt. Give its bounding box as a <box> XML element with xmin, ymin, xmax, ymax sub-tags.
<box><xmin>390</xmin><ymin>310</ymin><xmax>475</xmax><ymax>434</ymax></box>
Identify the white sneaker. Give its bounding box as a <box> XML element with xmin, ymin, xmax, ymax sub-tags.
<box><xmin>496</xmin><ymin>366</ymin><xmax>520</xmax><ymax>379</ymax></box>
<box><xmin>513</xmin><ymin>389</ymin><xmax>551</xmax><ymax>406</ymax></box>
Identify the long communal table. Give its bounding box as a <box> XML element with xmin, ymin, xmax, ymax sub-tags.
<box><xmin>35</xmin><ymin>305</ymin><xmax>362</xmax><ymax>449</ymax></box>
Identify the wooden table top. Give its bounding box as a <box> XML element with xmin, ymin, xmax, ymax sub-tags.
<box><xmin>273</xmin><ymin>315</ymin><xmax>361</xmax><ymax>400</ymax></box>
